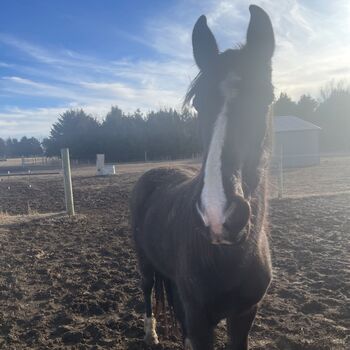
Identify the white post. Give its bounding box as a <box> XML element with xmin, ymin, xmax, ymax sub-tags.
<box><xmin>278</xmin><ymin>145</ymin><xmax>283</xmax><ymax>199</ymax></box>
<box><xmin>7</xmin><ymin>170</ymin><xmax>10</xmax><ymax>190</ymax></box>
<box><xmin>144</xmin><ymin>151</ymin><xmax>148</xmax><ymax>162</ymax></box>
<box><xmin>96</xmin><ymin>154</ymin><xmax>105</xmax><ymax>175</ymax></box>
<box><xmin>61</xmin><ymin>148</ymin><xmax>75</xmax><ymax>216</ymax></box>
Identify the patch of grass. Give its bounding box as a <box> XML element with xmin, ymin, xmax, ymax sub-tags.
<box><xmin>0</xmin><ymin>210</ymin><xmax>10</xmax><ymax>219</ymax></box>
<box><xmin>27</xmin><ymin>201</ymin><xmax>39</xmax><ymax>216</ymax></box>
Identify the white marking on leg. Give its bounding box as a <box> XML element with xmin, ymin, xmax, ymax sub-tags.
<box><xmin>143</xmin><ymin>314</ymin><xmax>159</xmax><ymax>345</ymax></box>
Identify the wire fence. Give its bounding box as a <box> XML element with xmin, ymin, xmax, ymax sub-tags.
<box><xmin>1</xmin><ymin>153</ymin><xmax>350</xmax><ymax>215</ymax></box>
<box><xmin>0</xmin><ymin>152</ymin><xmax>75</xmax><ymax>216</ymax></box>
<box><xmin>268</xmin><ymin>153</ymin><xmax>350</xmax><ymax>199</ymax></box>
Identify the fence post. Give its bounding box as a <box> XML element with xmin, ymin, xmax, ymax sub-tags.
<box><xmin>61</xmin><ymin>148</ymin><xmax>75</xmax><ymax>216</ymax></box>
<box><xmin>278</xmin><ymin>145</ymin><xmax>283</xmax><ymax>199</ymax></box>
<box><xmin>96</xmin><ymin>154</ymin><xmax>105</xmax><ymax>175</ymax></box>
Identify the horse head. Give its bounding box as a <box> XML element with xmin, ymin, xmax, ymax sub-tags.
<box><xmin>188</xmin><ymin>5</ymin><xmax>275</xmax><ymax>244</ymax></box>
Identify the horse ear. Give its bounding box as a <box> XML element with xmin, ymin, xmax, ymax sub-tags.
<box><xmin>246</xmin><ymin>5</ymin><xmax>275</xmax><ymax>61</ymax></box>
<box><xmin>192</xmin><ymin>15</ymin><xmax>219</xmax><ymax>70</ymax></box>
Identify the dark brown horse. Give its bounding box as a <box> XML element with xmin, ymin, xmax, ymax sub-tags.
<box><xmin>130</xmin><ymin>5</ymin><xmax>275</xmax><ymax>350</ymax></box>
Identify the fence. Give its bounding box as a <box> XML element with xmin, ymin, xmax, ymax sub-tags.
<box><xmin>268</xmin><ymin>153</ymin><xmax>350</xmax><ymax>199</ymax></box>
<box><xmin>1</xmin><ymin>152</ymin><xmax>349</xmax><ymax>215</ymax></box>
<box><xmin>0</xmin><ymin>150</ymin><xmax>75</xmax><ymax>216</ymax></box>
<box><xmin>21</xmin><ymin>156</ymin><xmax>62</xmax><ymax>169</ymax></box>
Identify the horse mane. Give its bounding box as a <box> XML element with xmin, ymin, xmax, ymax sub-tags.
<box><xmin>183</xmin><ymin>71</ymin><xmax>203</xmax><ymax>108</ymax></box>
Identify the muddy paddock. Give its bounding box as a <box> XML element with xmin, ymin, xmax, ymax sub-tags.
<box><xmin>0</xmin><ymin>161</ymin><xmax>349</xmax><ymax>349</ymax></box>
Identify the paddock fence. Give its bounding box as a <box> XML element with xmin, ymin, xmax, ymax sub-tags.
<box><xmin>0</xmin><ymin>152</ymin><xmax>349</xmax><ymax>216</ymax></box>
<box><xmin>0</xmin><ymin>151</ymin><xmax>76</xmax><ymax>216</ymax></box>
<box><xmin>268</xmin><ymin>153</ymin><xmax>350</xmax><ymax>199</ymax></box>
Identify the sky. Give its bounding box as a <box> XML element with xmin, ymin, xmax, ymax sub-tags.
<box><xmin>0</xmin><ymin>0</ymin><xmax>350</xmax><ymax>139</ymax></box>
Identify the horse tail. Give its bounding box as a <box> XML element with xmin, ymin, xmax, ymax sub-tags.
<box><xmin>154</xmin><ymin>272</ymin><xmax>177</xmax><ymax>335</ymax></box>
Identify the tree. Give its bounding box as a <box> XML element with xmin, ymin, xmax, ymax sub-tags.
<box><xmin>45</xmin><ymin>109</ymin><xmax>101</xmax><ymax>159</ymax></box>
<box><xmin>0</xmin><ymin>138</ymin><xmax>6</xmax><ymax>158</ymax></box>
<box><xmin>296</xmin><ymin>94</ymin><xmax>318</xmax><ymax>122</ymax></box>
<box><xmin>6</xmin><ymin>138</ymin><xmax>19</xmax><ymax>157</ymax></box>
<box><xmin>314</xmin><ymin>83</ymin><xmax>350</xmax><ymax>152</ymax></box>
<box><xmin>272</xmin><ymin>92</ymin><xmax>297</xmax><ymax>116</ymax></box>
<box><xmin>17</xmin><ymin>137</ymin><xmax>43</xmax><ymax>156</ymax></box>
<box><xmin>100</xmin><ymin>106</ymin><xmax>131</xmax><ymax>162</ymax></box>
<box><xmin>43</xmin><ymin>106</ymin><xmax>200</xmax><ymax>162</ymax></box>
<box><xmin>145</xmin><ymin>108</ymin><xmax>185</xmax><ymax>160</ymax></box>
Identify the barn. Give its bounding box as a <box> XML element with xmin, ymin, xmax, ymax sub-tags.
<box><xmin>273</xmin><ymin>116</ymin><xmax>321</xmax><ymax>167</ymax></box>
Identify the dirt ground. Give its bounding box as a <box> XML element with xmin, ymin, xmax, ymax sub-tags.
<box><xmin>0</xmin><ymin>159</ymin><xmax>349</xmax><ymax>349</ymax></box>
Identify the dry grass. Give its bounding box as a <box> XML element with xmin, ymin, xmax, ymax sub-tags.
<box><xmin>0</xmin><ymin>211</ymin><xmax>67</xmax><ymax>227</ymax></box>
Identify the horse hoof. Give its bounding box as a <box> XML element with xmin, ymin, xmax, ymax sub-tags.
<box><xmin>144</xmin><ymin>333</ymin><xmax>159</xmax><ymax>345</ymax></box>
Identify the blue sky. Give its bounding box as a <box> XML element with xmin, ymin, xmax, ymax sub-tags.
<box><xmin>1</xmin><ymin>0</ymin><xmax>350</xmax><ymax>138</ymax></box>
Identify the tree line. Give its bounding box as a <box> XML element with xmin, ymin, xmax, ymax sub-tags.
<box><xmin>273</xmin><ymin>82</ymin><xmax>350</xmax><ymax>152</ymax></box>
<box><xmin>1</xmin><ymin>82</ymin><xmax>349</xmax><ymax>160</ymax></box>
<box><xmin>0</xmin><ymin>137</ymin><xmax>43</xmax><ymax>158</ymax></box>
<box><xmin>42</xmin><ymin>107</ymin><xmax>201</xmax><ymax>161</ymax></box>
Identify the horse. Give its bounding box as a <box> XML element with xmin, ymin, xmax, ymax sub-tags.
<box><xmin>130</xmin><ymin>5</ymin><xmax>275</xmax><ymax>350</ymax></box>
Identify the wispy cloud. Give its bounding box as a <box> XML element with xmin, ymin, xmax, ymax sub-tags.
<box><xmin>140</xmin><ymin>0</ymin><xmax>350</xmax><ymax>98</ymax></box>
<box><xmin>0</xmin><ymin>61</ymin><xmax>13</xmax><ymax>68</ymax></box>
<box><xmin>0</xmin><ymin>33</ymin><xmax>64</xmax><ymax>65</ymax></box>
<box><xmin>0</xmin><ymin>106</ymin><xmax>66</xmax><ymax>139</ymax></box>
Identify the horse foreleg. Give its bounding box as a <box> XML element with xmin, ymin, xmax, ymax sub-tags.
<box><xmin>227</xmin><ymin>305</ymin><xmax>258</xmax><ymax>350</ymax></box>
<box><xmin>165</xmin><ymin>282</ymin><xmax>184</xmax><ymax>335</ymax></box>
<box><xmin>140</xmin><ymin>261</ymin><xmax>159</xmax><ymax>345</ymax></box>
<box><xmin>184</xmin><ymin>304</ymin><xmax>214</xmax><ymax>350</ymax></box>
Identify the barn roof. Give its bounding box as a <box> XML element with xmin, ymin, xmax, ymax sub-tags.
<box><xmin>274</xmin><ymin>116</ymin><xmax>321</xmax><ymax>133</ymax></box>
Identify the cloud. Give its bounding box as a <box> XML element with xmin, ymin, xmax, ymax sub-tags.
<box><xmin>253</xmin><ymin>0</ymin><xmax>350</xmax><ymax>97</ymax></box>
<box><xmin>0</xmin><ymin>33</ymin><xmax>64</xmax><ymax>65</ymax></box>
<box><xmin>139</xmin><ymin>0</ymin><xmax>350</xmax><ymax>100</ymax></box>
<box><xmin>0</xmin><ymin>0</ymin><xmax>349</xmax><ymax>139</ymax></box>
<box><xmin>0</xmin><ymin>61</ymin><xmax>12</xmax><ymax>68</ymax></box>
<box><xmin>0</xmin><ymin>107</ymin><xmax>66</xmax><ymax>139</ymax></box>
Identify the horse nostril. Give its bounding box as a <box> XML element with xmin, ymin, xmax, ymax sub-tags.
<box><xmin>223</xmin><ymin>196</ymin><xmax>251</xmax><ymax>236</ymax></box>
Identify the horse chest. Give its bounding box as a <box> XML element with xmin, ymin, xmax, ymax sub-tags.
<box><xmin>183</xmin><ymin>248</ymin><xmax>272</xmax><ymax>313</ymax></box>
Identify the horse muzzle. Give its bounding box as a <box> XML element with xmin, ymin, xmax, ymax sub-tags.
<box><xmin>196</xmin><ymin>196</ymin><xmax>251</xmax><ymax>245</ymax></box>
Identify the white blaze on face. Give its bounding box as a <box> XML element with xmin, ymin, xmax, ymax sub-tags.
<box><xmin>200</xmin><ymin>104</ymin><xmax>228</xmax><ymax>235</ymax></box>
<box><xmin>199</xmin><ymin>73</ymin><xmax>240</xmax><ymax>236</ymax></box>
